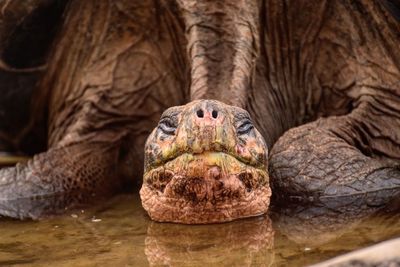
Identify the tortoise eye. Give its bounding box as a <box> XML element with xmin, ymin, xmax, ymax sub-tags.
<box><xmin>158</xmin><ymin>118</ymin><xmax>176</xmax><ymax>135</ymax></box>
<box><xmin>237</xmin><ymin>120</ymin><xmax>254</xmax><ymax>135</ymax></box>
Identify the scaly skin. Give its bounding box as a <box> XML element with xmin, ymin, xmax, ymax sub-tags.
<box><xmin>0</xmin><ymin>0</ymin><xmax>400</xmax><ymax>224</ymax></box>
<box><xmin>140</xmin><ymin>100</ymin><xmax>270</xmax><ymax>223</ymax></box>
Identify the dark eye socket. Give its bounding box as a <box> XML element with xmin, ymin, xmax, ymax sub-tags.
<box><xmin>237</xmin><ymin>120</ymin><xmax>254</xmax><ymax>135</ymax></box>
<box><xmin>158</xmin><ymin>118</ymin><xmax>176</xmax><ymax>135</ymax></box>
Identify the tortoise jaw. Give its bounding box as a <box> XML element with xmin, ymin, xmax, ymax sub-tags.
<box><xmin>140</xmin><ymin>152</ymin><xmax>271</xmax><ymax>224</ymax></box>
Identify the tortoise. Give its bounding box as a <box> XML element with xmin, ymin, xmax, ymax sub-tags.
<box><xmin>0</xmin><ymin>0</ymin><xmax>400</xmax><ymax>224</ymax></box>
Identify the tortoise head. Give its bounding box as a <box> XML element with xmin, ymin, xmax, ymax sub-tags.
<box><xmin>140</xmin><ymin>100</ymin><xmax>271</xmax><ymax>224</ymax></box>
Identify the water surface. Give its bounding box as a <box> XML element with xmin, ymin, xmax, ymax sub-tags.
<box><xmin>0</xmin><ymin>194</ymin><xmax>399</xmax><ymax>267</ymax></box>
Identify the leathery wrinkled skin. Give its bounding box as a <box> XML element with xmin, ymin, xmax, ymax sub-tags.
<box><xmin>140</xmin><ymin>100</ymin><xmax>271</xmax><ymax>224</ymax></box>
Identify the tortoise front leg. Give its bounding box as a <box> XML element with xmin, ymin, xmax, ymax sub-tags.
<box><xmin>270</xmin><ymin>108</ymin><xmax>400</xmax><ymax>208</ymax></box>
<box><xmin>0</xmin><ymin>142</ymin><xmax>122</xmax><ymax>219</ymax></box>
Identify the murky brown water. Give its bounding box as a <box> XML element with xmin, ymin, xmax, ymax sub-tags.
<box><xmin>0</xmin><ymin>194</ymin><xmax>399</xmax><ymax>267</ymax></box>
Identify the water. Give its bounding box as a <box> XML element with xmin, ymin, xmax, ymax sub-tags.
<box><xmin>0</xmin><ymin>194</ymin><xmax>399</xmax><ymax>267</ymax></box>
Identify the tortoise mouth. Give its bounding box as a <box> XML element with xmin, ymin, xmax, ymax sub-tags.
<box><xmin>140</xmin><ymin>152</ymin><xmax>271</xmax><ymax>224</ymax></box>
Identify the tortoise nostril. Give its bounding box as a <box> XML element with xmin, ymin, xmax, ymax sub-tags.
<box><xmin>196</xmin><ymin>109</ymin><xmax>204</xmax><ymax>118</ymax></box>
<box><xmin>212</xmin><ymin>110</ymin><xmax>218</xmax><ymax>119</ymax></box>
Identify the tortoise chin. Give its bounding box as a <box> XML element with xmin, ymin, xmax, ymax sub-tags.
<box><xmin>140</xmin><ymin>152</ymin><xmax>271</xmax><ymax>224</ymax></box>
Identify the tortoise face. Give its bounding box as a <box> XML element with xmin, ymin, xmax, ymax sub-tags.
<box><xmin>140</xmin><ymin>99</ymin><xmax>271</xmax><ymax>224</ymax></box>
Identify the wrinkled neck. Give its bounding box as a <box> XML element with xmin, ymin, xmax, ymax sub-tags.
<box><xmin>177</xmin><ymin>0</ymin><xmax>261</xmax><ymax>108</ymax></box>
<box><xmin>247</xmin><ymin>0</ymin><xmax>326</xmax><ymax>148</ymax></box>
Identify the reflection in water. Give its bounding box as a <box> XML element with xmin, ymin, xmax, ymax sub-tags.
<box><xmin>145</xmin><ymin>216</ymin><xmax>274</xmax><ymax>267</ymax></box>
<box><xmin>271</xmin><ymin>200</ymin><xmax>400</xmax><ymax>266</ymax></box>
<box><xmin>0</xmin><ymin>194</ymin><xmax>399</xmax><ymax>266</ymax></box>
<box><xmin>273</xmin><ymin>200</ymin><xmax>400</xmax><ymax>247</ymax></box>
